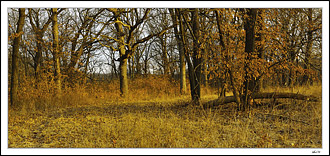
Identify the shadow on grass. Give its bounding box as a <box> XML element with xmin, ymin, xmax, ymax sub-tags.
<box><xmin>45</xmin><ymin>100</ymin><xmax>239</xmax><ymax>120</ymax></box>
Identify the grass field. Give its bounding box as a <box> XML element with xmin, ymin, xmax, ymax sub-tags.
<box><xmin>7</xmin><ymin>77</ymin><xmax>322</xmax><ymax>148</ymax></box>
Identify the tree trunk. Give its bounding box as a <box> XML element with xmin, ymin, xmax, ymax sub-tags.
<box><xmin>35</xmin><ymin>33</ymin><xmax>43</xmax><ymax>83</ymax></box>
<box><xmin>10</xmin><ymin>8</ymin><xmax>25</xmax><ymax>107</ymax></box>
<box><xmin>115</xmin><ymin>15</ymin><xmax>128</xmax><ymax>97</ymax></box>
<box><xmin>181</xmin><ymin>14</ymin><xmax>194</xmax><ymax>98</ymax></box>
<box><xmin>128</xmin><ymin>56</ymin><xmax>134</xmax><ymax>78</ymax></box>
<box><xmin>169</xmin><ymin>9</ymin><xmax>186</xmax><ymax>94</ymax></box>
<box><xmin>177</xmin><ymin>9</ymin><xmax>199</xmax><ymax>102</ymax></box>
<box><xmin>191</xmin><ymin>8</ymin><xmax>202</xmax><ymax>102</ymax></box>
<box><xmin>242</xmin><ymin>8</ymin><xmax>257</xmax><ymax>111</ymax></box>
<box><xmin>303</xmin><ymin>8</ymin><xmax>313</xmax><ymax>86</ymax></box>
<box><xmin>83</xmin><ymin>46</ymin><xmax>92</xmax><ymax>84</ymax></box>
<box><xmin>200</xmin><ymin>13</ymin><xmax>208</xmax><ymax>88</ymax></box>
<box><xmin>179</xmin><ymin>45</ymin><xmax>187</xmax><ymax>94</ymax></box>
<box><xmin>203</xmin><ymin>53</ymin><xmax>208</xmax><ymax>88</ymax></box>
<box><xmin>144</xmin><ymin>59</ymin><xmax>148</xmax><ymax>75</ymax></box>
<box><xmin>135</xmin><ymin>47</ymin><xmax>142</xmax><ymax>76</ymax></box>
<box><xmin>160</xmin><ymin>36</ymin><xmax>170</xmax><ymax>76</ymax></box>
<box><xmin>52</xmin><ymin>8</ymin><xmax>61</xmax><ymax>94</ymax></box>
<box><xmin>119</xmin><ymin>57</ymin><xmax>128</xmax><ymax>96</ymax></box>
<box><xmin>255</xmin><ymin>9</ymin><xmax>265</xmax><ymax>91</ymax></box>
<box><xmin>204</xmin><ymin>92</ymin><xmax>319</xmax><ymax>108</ymax></box>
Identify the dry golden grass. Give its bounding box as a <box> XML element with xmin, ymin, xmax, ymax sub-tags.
<box><xmin>8</xmin><ymin>77</ymin><xmax>322</xmax><ymax>148</ymax></box>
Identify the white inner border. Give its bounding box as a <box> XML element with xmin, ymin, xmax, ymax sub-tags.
<box><xmin>1</xmin><ymin>1</ymin><xmax>329</xmax><ymax>155</ymax></box>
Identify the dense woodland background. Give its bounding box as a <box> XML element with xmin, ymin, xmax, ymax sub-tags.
<box><xmin>6</xmin><ymin>7</ymin><xmax>325</xmax><ymax>149</ymax></box>
<box><xmin>8</xmin><ymin>8</ymin><xmax>322</xmax><ymax>108</ymax></box>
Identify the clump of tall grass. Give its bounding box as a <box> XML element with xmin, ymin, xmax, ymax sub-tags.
<box><xmin>10</xmin><ymin>75</ymin><xmax>193</xmax><ymax>112</ymax></box>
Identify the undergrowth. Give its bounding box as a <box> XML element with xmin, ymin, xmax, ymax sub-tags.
<box><xmin>8</xmin><ymin>76</ymin><xmax>322</xmax><ymax>148</ymax></box>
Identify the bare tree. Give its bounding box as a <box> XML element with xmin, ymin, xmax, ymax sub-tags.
<box><xmin>104</xmin><ymin>8</ymin><xmax>174</xmax><ymax>97</ymax></box>
<box><xmin>27</xmin><ymin>9</ymin><xmax>53</xmax><ymax>84</ymax></box>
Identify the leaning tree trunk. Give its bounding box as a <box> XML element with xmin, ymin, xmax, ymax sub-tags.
<box><xmin>10</xmin><ymin>8</ymin><xmax>25</xmax><ymax>107</ymax></box>
<box><xmin>203</xmin><ymin>92</ymin><xmax>319</xmax><ymax>108</ymax></box>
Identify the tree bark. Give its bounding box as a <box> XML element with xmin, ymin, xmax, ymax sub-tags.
<box><xmin>10</xmin><ymin>8</ymin><xmax>25</xmax><ymax>107</ymax></box>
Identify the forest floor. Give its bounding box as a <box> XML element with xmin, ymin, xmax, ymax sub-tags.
<box><xmin>8</xmin><ymin>83</ymin><xmax>322</xmax><ymax>148</ymax></box>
